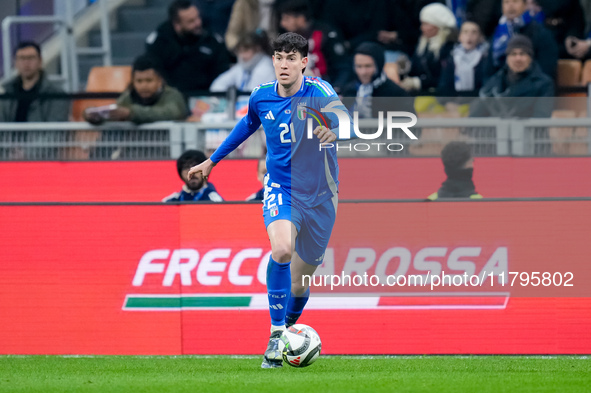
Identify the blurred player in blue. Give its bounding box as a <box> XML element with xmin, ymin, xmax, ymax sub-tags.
<box><xmin>188</xmin><ymin>32</ymin><xmax>351</xmax><ymax>368</ymax></box>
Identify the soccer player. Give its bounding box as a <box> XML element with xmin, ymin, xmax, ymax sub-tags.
<box><xmin>187</xmin><ymin>32</ymin><xmax>351</xmax><ymax>368</ymax></box>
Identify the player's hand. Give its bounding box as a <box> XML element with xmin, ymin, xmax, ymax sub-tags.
<box><xmin>313</xmin><ymin>126</ymin><xmax>337</xmax><ymax>144</ymax></box>
<box><xmin>187</xmin><ymin>158</ymin><xmax>215</xmax><ymax>180</ymax></box>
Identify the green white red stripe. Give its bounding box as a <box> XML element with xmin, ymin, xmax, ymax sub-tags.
<box><xmin>123</xmin><ymin>293</ymin><xmax>509</xmax><ymax>311</ymax></box>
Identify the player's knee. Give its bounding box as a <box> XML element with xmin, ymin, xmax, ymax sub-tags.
<box><xmin>272</xmin><ymin>245</ymin><xmax>292</xmax><ymax>263</ymax></box>
<box><xmin>291</xmin><ymin>280</ymin><xmax>308</xmax><ymax>296</ymax></box>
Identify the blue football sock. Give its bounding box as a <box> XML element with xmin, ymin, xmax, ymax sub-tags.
<box><xmin>285</xmin><ymin>288</ymin><xmax>310</xmax><ymax>327</ymax></box>
<box><xmin>266</xmin><ymin>257</ymin><xmax>291</xmax><ymax>327</ymax></box>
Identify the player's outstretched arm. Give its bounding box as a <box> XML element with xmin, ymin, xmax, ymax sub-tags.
<box><xmin>188</xmin><ymin>158</ymin><xmax>216</xmax><ymax>180</ymax></box>
<box><xmin>313</xmin><ymin>126</ymin><xmax>337</xmax><ymax>144</ymax></box>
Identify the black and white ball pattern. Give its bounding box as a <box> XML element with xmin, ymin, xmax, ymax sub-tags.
<box><xmin>280</xmin><ymin>324</ymin><xmax>322</xmax><ymax>367</ymax></box>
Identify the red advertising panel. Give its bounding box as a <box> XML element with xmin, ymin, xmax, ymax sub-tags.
<box><xmin>0</xmin><ymin>206</ymin><xmax>183</xmax><ymax>355</ymax></box>
<box><xmin>1</xmin><ymin>157</ymin><xmax>591</xmax><ymax>202</ymax></box>
<box><xmin>0</xmin><ymin>202</ymin><xmax>590</xmax><ymax>355</ymax></box>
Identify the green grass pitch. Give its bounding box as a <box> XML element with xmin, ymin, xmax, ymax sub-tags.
<box><xmin>0</xmin><ymin>355</ymin><xmax>589</xmax><ymax>392</ymax></box>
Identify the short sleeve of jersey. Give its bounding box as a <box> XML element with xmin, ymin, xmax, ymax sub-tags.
<box><xmin>305</xmin><ymin>78</ymin><xmax>353</xmax><ymax>139</ymax></box>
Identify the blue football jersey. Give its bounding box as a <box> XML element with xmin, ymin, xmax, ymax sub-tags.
<box><xmin>211</xmin><ymin>76</ymin><xmax>351</xmax><ymax>208</ymax></box>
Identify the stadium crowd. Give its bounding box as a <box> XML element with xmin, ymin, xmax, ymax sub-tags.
<box><xmin>1</xmin><ymin>0</ymin><xmax>589</xmax><ymax>161</ymax></box>
<box><xmin>4</xmin><ymin>0</ymin><xmax>589</xmax><ymax>123</ymax></box>
<box><xmin>145</xmin><ymin>0</ymin><xmax>583</xmax><ymax>98</ymax></box>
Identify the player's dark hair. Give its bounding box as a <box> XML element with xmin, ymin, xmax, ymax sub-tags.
<box><xmin>441</xmin><ymin>141</ymin><xmax>472</xmax><ymax>169</ymax></box>
<box><xmin>279</xmin><ymin>0</ymin><xmax>311</xmax><ymax>20</ymax></box>
<box><xmin>168</xmin><ymin>0</ymin><xmax>195</xmax><ymax>23</ymax></box>
<box><xmin>14</xmin><ymin>41</ymin><xmax>41</xmax><ymax>57</ymax></box>
<box><xmin>132</xmin><ymin>55</ymin><xmax>162</xmax><ymax>76</ymax></box>
<box><xmin>177</xmin><ymin>150</ymin><xmax>207</xmax><ymax>179</ymax></box>
<box><xmin>272</xmin><ymin>32</ymin><xmax>308</xmax><ymax>73</ymax></box>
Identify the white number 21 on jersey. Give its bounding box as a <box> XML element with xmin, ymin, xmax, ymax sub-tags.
<box><xmin>279</xmin><ymin>122</ymin><xmax>296</xmax><ymax>143</ymax></box>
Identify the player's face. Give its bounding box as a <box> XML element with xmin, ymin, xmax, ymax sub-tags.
<box><xmin>273</xmin><ymin>50</ymin><xmax>307</xmax><ymax>87</ymax></box>
<box><xmin>503</xmin><ymin>0</ymin><xmax>526</xmax><ymax>20</ymax></box>
<box><xmin>182</xmin><ymin>167</ymin><xmax>204</xmax><ymax>190</ymax></box>
<box><xmin>132</xmin><ymin>69</ymin><xmax>163</xmax><ymax>100</ymax></box>
<box><xmin>354</xmin><ymin>54</ymin><xmax>376</xmax><ymax>85</ymax></box>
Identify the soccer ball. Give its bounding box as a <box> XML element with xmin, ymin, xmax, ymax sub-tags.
<box><xmin>280</xmin><ymin>324</ymin><xmax>322</xmax><ymax>367</ymax></box>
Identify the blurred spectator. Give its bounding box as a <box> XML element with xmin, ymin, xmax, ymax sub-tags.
<box><xmin>487</xmin><ymin>0</ymin><xmax>558</xmax><ymax>79</ymax></box>
<box><xmin>225</xmin><ymin>0</ymin><xmax>278</xmax><ymax>52</ymax></box>
<box><xmin>0</xmin><ymin>41</ymin><xmax>69</xmax><ymax>123</ymax></box>
<box><xmin>145</xmin><ymin>0</ymin><xmax>230</xmax><ymax>95</ymax></box>
<box><xmin>427</xmin><ymin>141</ymin><xmax>482</xmax><ymax>200</ymax></box>
<box><xmin>535</xmin><ymin>0</ymin><xmax>585</xmax><ymax>58</ymax></box>
<box><xmin>163</xmin><ymin>150</ymin><xmax>224</xmax><ymax>202</ymax></box>
<box><xmin>444</xmin><ymin>0</ymin><xmax>467</xmax><ymax>27</ymax></box>
<box><xmin>400</xmin><ymin>3</ymin><xmax>457</xmax><ymax>93</ymax></box>
<box><xmin>83</xmin><ymin>56</ymin><xmax>187</xmax><ymax>125</ymax></box>
<box><xmin>438</xmin><ymin>20</ymin><xmax>488</xmax><ymax>97</ymax></box>
<box><xmin>342</xmin><ymin>42</ymin><xmax>414</xmax><ymax>118</ymax></box>
<box><xmin>525</xmin><ymin>0</ymin><xmax>545</xmax><ymax>24</ymax></box>
<box><xmin>377</xmin><ymin>0</ymin><xmax>414</xmax><ymax>59</ymax></box>
<box><xmin>321</xmin><ymin>0</ymin><xmax>388</xmax><ymax>52</ymax></box>
<box><xmin>470</xmin><ymin>35</ymin><xmax>554</xmax><ymax>118</ymax></box>
<box><xmin>581</xmin><ymin>0</ymin><xmax>591</xmax><ymax>37</ymax></box>
<box><xmin>210</xmin><ymin>32</ymin><xmax>274</xmax><ymax>92</ymax></box>
<box><xmin>565</xmin><ymin>35</ymin><xmax>591</xmax><ymax>61</ymax></box>
<box><xmin>398</xmin><ymin>0</ymin><xmax>438</xmax><ymax>44</ymax></box>
<box><xmin>246</xmin><ymin>157</ymin><xmax>267</xmax><ymax>201</ymax></box>
<box><xmin>564</xmin><ymin>0</ymin><xmax>591</xmax><ymax>60</ymax></box>
<box><xmin>195</xmin><ymin>0</ymin><xmax>236</xmax><ymax>38</ymax></box>
<box><xmin>278</xmin><ymin>0</ymin><xmax>351</xmax><ymax>91</ymax></box>
<box><xmin>377</xmin><ymin>0</ymin><xmax>418</xmax><ymax>63</ymax></box>
<box><xmin>465</xmin><ymin>0</ymin><xmax>502</xmax><ymax>38</ymax></box>
<box><xmin>307</xmin><ymin>0</ymin><xmax>326</xmax><ymax>21</ymax></box>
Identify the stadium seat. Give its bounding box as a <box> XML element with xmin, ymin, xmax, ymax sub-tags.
<box><xmin>556</xmin><ymin>59</ymin><xmax>582</xmax><ymax>87</ymax></box>
<box><xmin>71</xmin><ymin>66</ymin><xmax>132</xmax><ymax>121</ymax></box>
<box><xmin>582</xmin><ymin>59</ymin><xmax>591</xmax><ymax>85</ymax></box>
<box><xmin>86</xmin><ymin>66</ymin><xmax>132</xmax><ymax>92</ymax></box>
<box><xmin>67</xmin><ymin>66</ymin><xmax>132</xmax><ymax>159</ymax></box>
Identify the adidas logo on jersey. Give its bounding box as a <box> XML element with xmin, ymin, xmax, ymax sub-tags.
<box><xmin>264</xmin><ymin>111</ymin><xmax>275</xmax><ymax>120</ymax></box>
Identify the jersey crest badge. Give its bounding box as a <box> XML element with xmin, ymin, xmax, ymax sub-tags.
<box><xmin>270</xmin><ymin>206</ymin><xmax>279</xmax><ymax>217</ymax></box>
<box><xmin>297</xmin><ymin>103</ymin><xmax>307</xmax><ymax>121</ymax></box>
